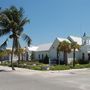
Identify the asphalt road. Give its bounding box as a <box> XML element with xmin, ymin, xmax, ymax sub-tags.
<box><xmin>0</xmin><ymin>68</ymin><xmax>90</xmax><ymax>90</ymax></box>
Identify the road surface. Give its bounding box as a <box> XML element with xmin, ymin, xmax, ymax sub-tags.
<box><xmin>0</xmin><ymin>66</ymin><xmax>90</xmax><ymax>90</ymax></box>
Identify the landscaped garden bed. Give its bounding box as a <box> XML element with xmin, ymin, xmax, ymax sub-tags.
<box><xmin>0</xmin><ymin>61</ymin><xmax>90</xmax><ymax>71</ymax></box>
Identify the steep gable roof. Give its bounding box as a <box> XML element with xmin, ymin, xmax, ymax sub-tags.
<box><xmin>27</xmin><ymin>36</ymin><xmax>82</xmax><ymax>52</ymax></box>
<box><xmin>27</xmin><ymin>43</ymin><xmax>52</xmax><ymax>52</ymax></box>
<box><xmin>36</xmin><ymin>43</ymin><xmax>52</xmax><ymax>51</ymax></box>
<box><xmin>68</xmin><ymin>36</ymin><xmax>82</xmax><ymax>45</ymax></box>
<box><xmin>27</xmin><ymin>46</ymin><xmax>38</xmax><ymax>51</ymax></box>
<box><xmin>57</xmin><ymin>37</ymin><xmax>70</xmax><ymax>43</ymax></box>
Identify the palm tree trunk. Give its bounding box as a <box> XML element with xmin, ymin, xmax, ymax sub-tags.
<box><xmin>17</xmin><ymin>46</ymin><xmax>20</xmax><ymax>66</ymax></box>
<box><xmin>73</xmin><ymin>48</ymin><xmax>75</xmax><ymax>67</ymax></box>
<box><xmin>26</xmin><ymin>52</ymin><xmax>29</xmax><ymax>61</ymax></box>
<box><xmin>0</xmin><ymin>57</ymin><xmax>2</xmax><ymax>64</ymax></box>
<box><xmin>57</xmin><ymin>51</ymin><xmax>59</xmax><ymax>65</ymax></box>
<box><xmin>17</xmin><ymin>38</ymin><xmax>20</xmax><ymax>66</ymax></box>
<box><xmin>22</xmin><ymin>53</ymin><xmax>23</xmax><ymax>61</ymax></box>
<box><xmin>18</xmin><ymin>53</ymin><xmax>20</xmax><ymax>65</ymax></box>
<box><xmin>11</xmin><ymin>39</ymin><xmax>15</xmax><ymax>70</ymax></box>
<box><xmin>64</xmin><ymin>52</ymin><xmax>67</xmax><ymax>65</ymax></box>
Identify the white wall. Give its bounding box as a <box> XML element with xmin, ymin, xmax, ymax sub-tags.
<box><xmin>27</xmin><ymin>38</ymin><xmax>90</xmax><ymax>64</ymax></box>
<box><xmin>79</xmin><ymin>45</ymin><xmax>90</xmax><ymax>60</ymax></box>
<box><xmin>49</xmin><ymin>38</ymin><xmax>59</xmax><ymax>60</ymax></box>
<box><xmin>67</xmin><ymin>52</ymin><xmax>73</xmax><ymax>64</ymax></box>
<box><xmin>9</xmin><ymin>54</ymin><xmax>18</xmax><ymax>62</ymax></box>
<box><xmin>67</xmin><ymin>51</ymin><xmax>80</xmax><ymax>64</ymax></box>
<box><xmin>34</xmin><ymin>51</ymin><xmax>49</xmax><ymax>60</ymax></box>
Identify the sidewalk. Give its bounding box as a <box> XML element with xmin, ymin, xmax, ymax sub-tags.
<box><xmin>0</xmin><ymin>65</ymin><xmax>89</xmax><ymax>77</ymax></box>
<box><xmin>0</xmin><ymin>66</ymin><xmax>41</xmax><ymax>75</ymax></box>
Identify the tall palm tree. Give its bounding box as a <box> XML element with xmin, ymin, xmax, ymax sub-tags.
<box><xmin>71</xmin><ymin>42</ymin><xmax>80</xmax><ymax>67</ymax></box>
<box><xmin>0</xmin><ymin>6</ymin><xmax>31</xmax><ymax>70</ymax></box>
<box><xmin>57</xmin><ymin>41</ymin><xmax>71</xmax><ymax>65</ymax></box>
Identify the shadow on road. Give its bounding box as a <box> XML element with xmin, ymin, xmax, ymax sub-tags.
<box><xmin>0</xmin><ymin>69</ymin><xmax>12</xmax><ymax>72</ymax></box>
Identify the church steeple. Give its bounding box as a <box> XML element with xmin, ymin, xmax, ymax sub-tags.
<box><xmin>82</xmin><ymin>32</ymin><xmax>90</xmax><ymax>45</ymax></box>
<box><xmin>82</xmin><ymin>32</ymin><xmax>87</xmax><ymax>45</ymax></box>
<box><xmin>83</xmin><ymin>32</ymin><xmax>86</xmax><ymax>37</ymax></box>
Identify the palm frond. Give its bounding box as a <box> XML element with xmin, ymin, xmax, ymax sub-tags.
<box><xmin>71</xmin><ymin>42</ymin><xmax>80</xmax><ymax>50</ymax></box>
<box><xmin>0</xmin><ymin>13</ymin><xmax>11</xmax><ymax>23</ymax></box>
<box><xmin>0</xmin><ymin>13</ymin><xmax>11</xmax><ymax>37</ymax></box>
<box><xmin>21</xmin><ymin>33</ymin><xmax>31</xmax><ymax>46</ymax></box>
<box><xmin>0</xmin><ymin>39</ymin><xmax>8</xmax><ymax>50</ymax></box>
<box><xmin>0</xmin><ymin>28</ymin><xmax>11</xmax><ymax>37</ymax></box>
<box><xmin>58</xmin><ymin>41</ymin><xmax>71</xmax><ymax>53</ymax></box>
<box><xmin>19</xmin><ymin>17</ymin><xmax>30</xmax><ymax>27</ymax></box>
<box><xmin>19</xmin><ymin>7</ymin><xmax>24</xmax><ymax>20</ymax></box>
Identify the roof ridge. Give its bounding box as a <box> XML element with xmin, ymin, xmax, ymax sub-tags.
<box><xmin>69</xmin><ymin>35</ymin><xmax>81</xmax><ymax>38</ymax></box>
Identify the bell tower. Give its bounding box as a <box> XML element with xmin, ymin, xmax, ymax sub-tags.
<box><xmin>82</xmin><ymin>32</ymin><xmax>90</xmax><ymax>45</ymax></box>
<box><xmin>82</xmin><ymin>32</ymin><xmax>86</xmax><ymax>45</ymax></box>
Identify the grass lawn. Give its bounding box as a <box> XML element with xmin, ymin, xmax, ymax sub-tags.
<box><xmin>0</xmin><ymin>61</ymin><xmax>90</xmax><ymax>70</ymax></box>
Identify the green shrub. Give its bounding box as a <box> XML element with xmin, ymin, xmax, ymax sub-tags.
<box><xmin>1</xmin><ymin>60</ymin><xmax>90</xmax><ymax>71</ymax></box>
<box><xmin>39</xmin><ymin>59</ymin><xmax>43</xmax><ymax>63</ymax></box>
<box><xmin>31</xmin><ymin>66</ymin><xmax>42</xmax><ymax>70</ymax></box>
<box><xmin>78</xmin><ymin>59</ymin><xmax>89</xmax><ymax>64</ymax></box>
<box><xmin>43</xmin><ymin>54</ymin><xmax>49</xmax><ymax>64</ymax></box>
<box><xmin>50</xmin><ymin>65</ymin><xmax>70</xmax><ymax>70</ymax></box>
<box><xmin>0</xmin><ymin>61</ymin><xmax>11</xmax><ymax>66</ymax></box>
<box><xmin>74</xmin><ymin>64</ymin><xmax>90</xmax><ymax>69</ymax></box>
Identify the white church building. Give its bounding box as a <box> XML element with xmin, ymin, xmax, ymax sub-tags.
<box><xmin>27</xmin><ymin>34</ymin><xmax>90</xmax><ymax>64</ymax></box>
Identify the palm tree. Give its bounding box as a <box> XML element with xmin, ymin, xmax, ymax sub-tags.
<box><xmin>57</xmin><ymin>41</ymin><xmax>71</xmax><ymax>65</ymax></box>
<box><xmin>0</xmin><ymin>6</ymin><xmax>31</xmax><ymax>70</ymax></box>
<box><xmin>71</xmin><ymin>42</ymin><xmax>80</xmax><ymax>67</ymax></box>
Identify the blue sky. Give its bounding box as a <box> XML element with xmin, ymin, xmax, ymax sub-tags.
<box><xmin>0</xmin><ymin>0</ymin><xmax>90</xmax><ymax>47</ymax></box>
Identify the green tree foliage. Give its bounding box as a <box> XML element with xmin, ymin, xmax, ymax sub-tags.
<box><xmin>0</xmin><ymin>6</ymin><xmax>31</xmax><ymax>70</ymax></box>
<box><xmin>71</xmin><ymin>42</ymin><xmax>80</xmax><ymax>67</ymax></box>
<box><xmin>57</xmin><ymin>41</ymin><xmax>71</xmax><ymax>65</ymax></box>
<box><xmin>43</xmin><ymin>54</ymin><xmax>49</xmax><ymax>64</ymax></box>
